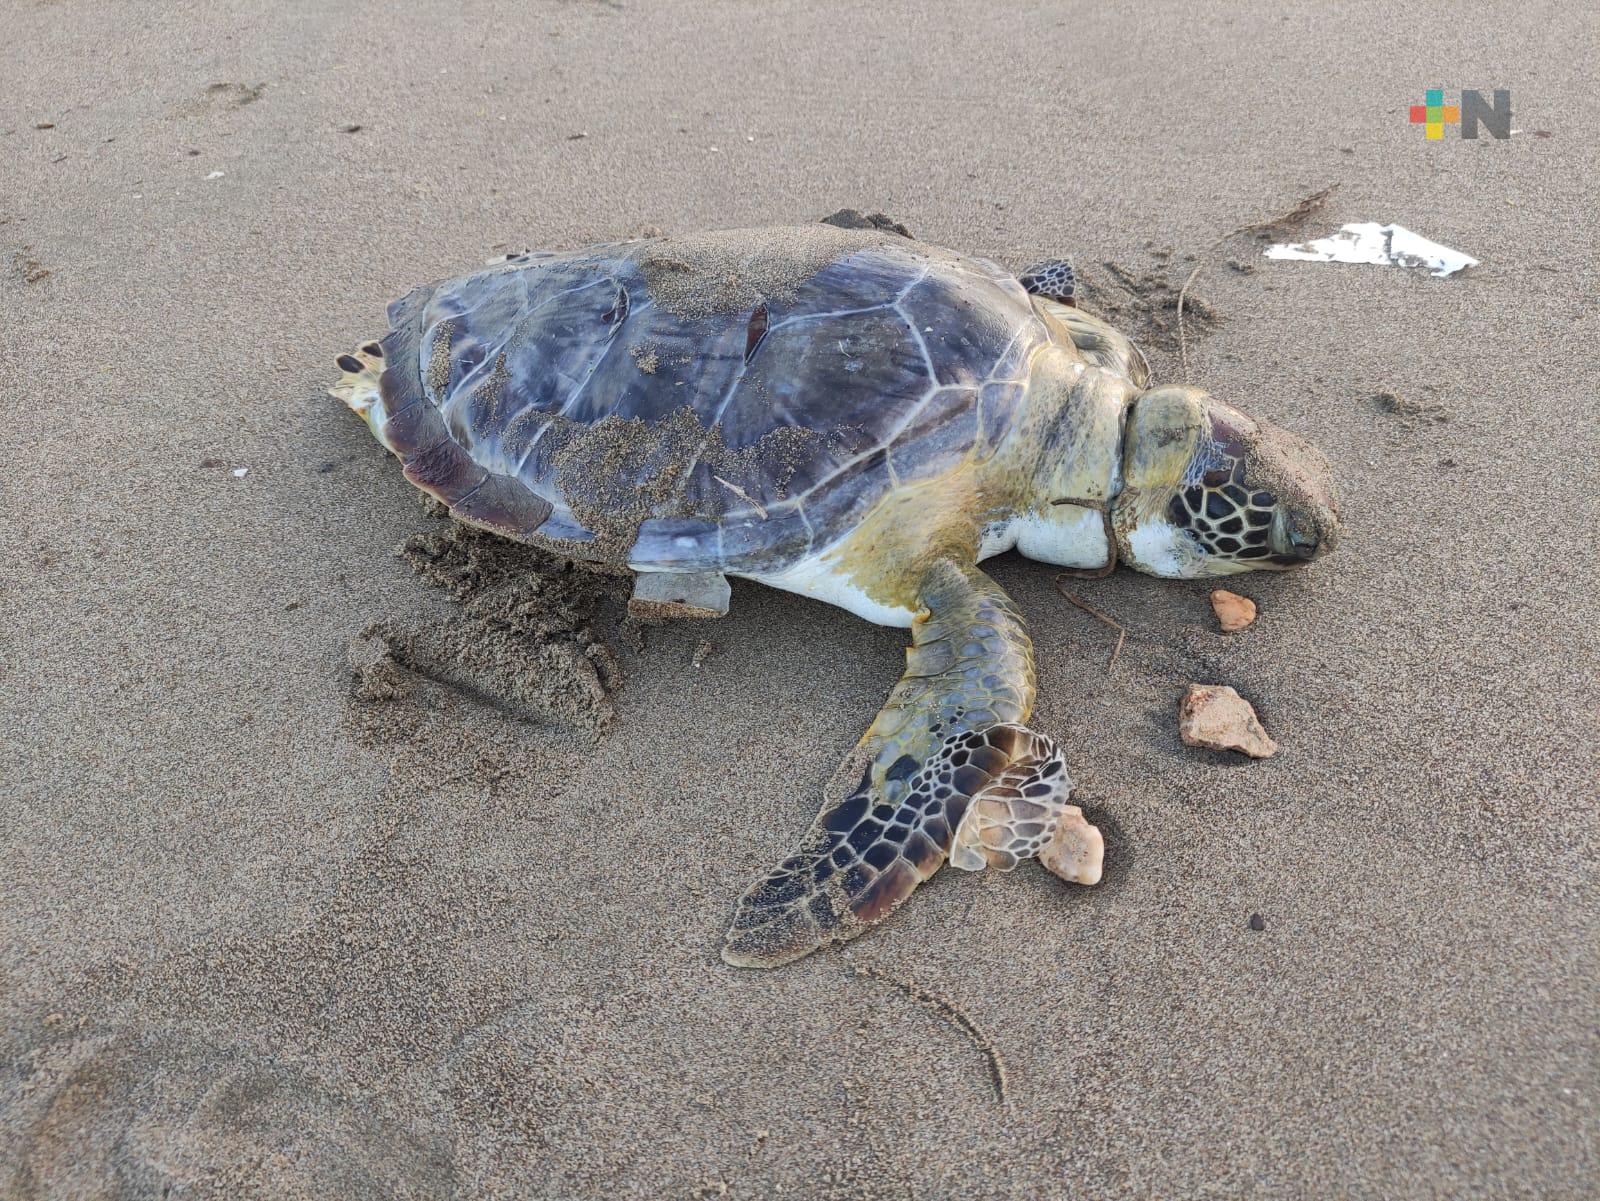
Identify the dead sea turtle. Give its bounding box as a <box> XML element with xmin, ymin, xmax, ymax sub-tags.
<box><xmin>331</xmin><ymin>224</ymin><xmax>1340</xmax><ymax>967</ymax></box>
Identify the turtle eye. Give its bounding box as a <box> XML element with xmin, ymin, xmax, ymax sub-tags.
<box><xmin>1202</xmin><ymin>468</ymin><xmax>1231</xmax><ymax>487</ymax></box>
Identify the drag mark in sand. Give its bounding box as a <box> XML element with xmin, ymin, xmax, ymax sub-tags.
<box><xmin>855</xmin><ymin>966</ymin><xmax>1010</xmax><ymax>1107</ymax></box>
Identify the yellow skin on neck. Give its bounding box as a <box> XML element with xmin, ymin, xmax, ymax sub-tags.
<box><xmin>812</xmin><ymin>326</ymin><xmax>1136</xmax><ymax>617</ymax></box>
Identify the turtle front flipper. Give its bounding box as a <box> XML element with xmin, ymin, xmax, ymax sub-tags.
<box><xmin>1019</xmin><ymin>257</ymin><xmax>1078</xmax><ymax>305</ymax></box>
<box><xmin>722</xmin><ymin>560</ymin><xmax>1103</xmax><ymax>968</ymax></box>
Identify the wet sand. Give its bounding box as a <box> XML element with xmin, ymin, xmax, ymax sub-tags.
<box><xmin>3</xmin><ymin>2</ymin><xmax>1596</xmax><ymax>1197</ymax></box>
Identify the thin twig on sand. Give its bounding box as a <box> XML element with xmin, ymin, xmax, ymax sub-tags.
<box><xmin>1053</xmin><ymin>575</ymin><xmax>1128</xmax><ymax>671</ymax></box>
<box><xmin>1177</xmin><ymin>183</ymin><xmax>1340</xmax><ymax>383</ymax></box>
<box><xmin>856</xmin><ymin>966</ymin><xmax>1010</xmax><ymax>1107</ymax></box>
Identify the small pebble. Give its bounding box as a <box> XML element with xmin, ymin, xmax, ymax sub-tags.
<box><xmin>1210</xmin><ymin>589</ymin><xmax>1258</xmax><ymax>633</ymax></box>
<box><xmin>1248</xmin><ymin>913</ymin><xmax>1266</xmax><ymax>932</ymax></box>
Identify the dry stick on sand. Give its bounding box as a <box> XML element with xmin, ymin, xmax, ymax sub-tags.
<box><xmin>1053</xmin><ymin>575</ymin><xmax>1128</xmax><ymax>671</ymax></box>
<box><xmin>856</xmin><ymin>966</ymin><xmax>1010</xmax><ymax>1107</ymax></box>
<box><xmin>1176</xmin><ymin>183</ymin><xmax>1340</xmax><ymax>383</ymax></box>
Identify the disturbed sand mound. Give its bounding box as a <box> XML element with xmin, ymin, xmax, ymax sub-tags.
<box><xmin>348</xmin><ymin>521</ymin><xmax>632</xmax><ymax>743</ymax></box>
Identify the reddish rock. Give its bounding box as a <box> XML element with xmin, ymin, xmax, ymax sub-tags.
<box><xmin>1179</xmin><ymin>684</ymin><xmax>1278</xmax><ymax>758</ymax></box>
<box><xmin>1210</xmin><ymin>589</ymin><xmax>1258</xmax><ymax>633</ymax></box>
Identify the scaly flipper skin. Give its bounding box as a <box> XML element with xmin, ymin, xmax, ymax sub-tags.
<box><xmin>1018</xmin><ymin>258</ymin><xmax>1078</xmax><ymax>305</ymax></box>
<box><xmin>722</xmin><ymin>560</ymin><xmax>1103</xmax><ymax>967</ymax></box>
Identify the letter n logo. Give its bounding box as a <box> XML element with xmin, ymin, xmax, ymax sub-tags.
<box><xmin>1460</xmin><ymin>89</ymin><xmax>1512</xmax><ymax>140</ymax></box>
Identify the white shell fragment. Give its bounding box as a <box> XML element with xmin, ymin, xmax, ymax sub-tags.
<box><xmin>1265</xmin><ymin>222</ymin><xmax>1477</xmax><ymax>277</ymax></box>
<box><xmin>1179</xmin><ymin>684</ymin><xmax>1279</xmax><ymax>759</ymax></box>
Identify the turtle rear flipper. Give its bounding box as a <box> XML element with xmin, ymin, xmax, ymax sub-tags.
<box><xmin>330</xmin><ymin>341</ymin><xmax>387</xmax><ymax>427</ymax></box>
<box><xmin>629</xmin><ymin>571</ymin><xmax>731</xmax><ymax>620</ymax></box>
<box><xmin>722</xmin><ymin>560</ymin><xmax>1103</xmax><ymax>968</ymax></box>
<box><xmin>328</xmin><ymin>297</ymin><xmax>555</xmax><ymax>543</ymax></box>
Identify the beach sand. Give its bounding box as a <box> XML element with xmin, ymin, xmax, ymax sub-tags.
<box><xmin>3</xmin><ymin>2</ymin><xmax>1596</xmax><ymax>1196</ymax></box>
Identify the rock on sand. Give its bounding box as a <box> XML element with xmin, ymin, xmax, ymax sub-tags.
<box><xmin>1178</xmin><ymin>683</ymin><xmax>1279</xmax><ymax>758</ymax></box>
<box><xmin>1210</xmin><ymin>589</ymin><xmax>1258</xmax><ymax>632</ymax></box>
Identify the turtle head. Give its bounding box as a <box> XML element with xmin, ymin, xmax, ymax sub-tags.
<box><xmin>1112</xmin><ymin>385</ymin><xmax>1341</xmax><ymax>577</ymax></box>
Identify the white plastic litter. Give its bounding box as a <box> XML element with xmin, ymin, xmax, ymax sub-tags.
<box><xmin>232</xmin><ymin>467</ymin><xmax>249</xmax><ymax>477</ymax></box>
<box><xmin>1265</xmin><ymin>222</ymin><xmax>1477</xmax><ymax>277</ymax></box>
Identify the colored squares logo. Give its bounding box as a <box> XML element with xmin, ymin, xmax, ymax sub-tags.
<box><xmin>1410</xmin><ymin>89</ymin><xmax>1460</xmax><ymax>140</ymax></box>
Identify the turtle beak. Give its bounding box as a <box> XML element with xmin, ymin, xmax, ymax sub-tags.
<box><xmin>1269</xmin><ymin>506</ymin><xmax>1339</xmax><ymax>562</ymax></box>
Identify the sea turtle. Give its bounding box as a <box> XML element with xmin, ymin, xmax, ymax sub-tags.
<box><xmin>331</xmin><ymin>223</ymin><xmax>1341</xmax><ymax>968</ymax></box>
